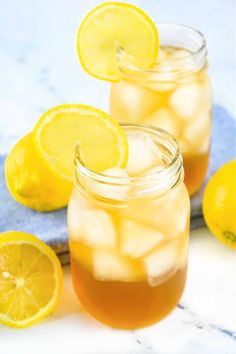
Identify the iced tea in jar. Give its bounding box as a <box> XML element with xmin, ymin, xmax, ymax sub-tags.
<box><xmin>68</xmin><ymin>124</ymin><xmax>190</xmax><ymax>329</ymax></box>
<box><xmin>110</xmin><ymin>24</ymin><xmax>212</xmax><ymax>196</ymax></box>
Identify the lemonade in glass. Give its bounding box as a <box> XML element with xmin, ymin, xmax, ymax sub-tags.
<box><xmin>68</xmin><ymin>124</ymin><xmax>190</xmax><ymax>329</ymax></box>
<box><xmin>110</xmin><ymin>24</ymin><xmax>212</xmax><ymax>196</ymax></box>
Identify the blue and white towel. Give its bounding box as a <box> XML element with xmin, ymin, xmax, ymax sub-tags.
<box><xmin>0</xmin><ymin>104</ymin><xmax>235</xmax><ymax>264</ymax></box>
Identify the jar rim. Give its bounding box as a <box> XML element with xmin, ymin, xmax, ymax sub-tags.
<box><xmin>117</xmin><ymin>23</ymin><xmax>207</xmax><ymax>76</ymax></box>
<box><xmin>74</xmin><ymin>124</ymin><xmax>184</xmax><ymax>199</ymax></box>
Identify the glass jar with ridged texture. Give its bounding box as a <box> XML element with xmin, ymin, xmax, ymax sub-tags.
<box><xmin>68</xmin><ymin>124</ymin><xmax>190</xmax><ymax>329</ymax></box>
<box><xmin>110</xmin><ymin>24</ymin><xmax>212</xmax><ymax>196</ymax></box>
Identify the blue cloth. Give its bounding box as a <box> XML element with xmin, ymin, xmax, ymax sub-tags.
<box><xmin>0</xmin><ymin>104</ymin><xmax>235</xmax><ymax>254</ymax></box>
<box><xmin>0</xmin><ymin>160</ymin><xmax>68</xmax><ymax>252</ymax></box>
<box><xmin>191</xmin><ymin>104</ymin><xmax>236</xmax><ymax>220</ymax></box>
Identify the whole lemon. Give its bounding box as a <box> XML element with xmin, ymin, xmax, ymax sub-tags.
<box><xmin>203</xmin><ymin>160</ymin><xmax>236</xmax><ymax>249</ymax></box>
<box><xmin>4</xmin><ymin>133</ymin><xmax>72</xmax><ymax>211</ymax></box>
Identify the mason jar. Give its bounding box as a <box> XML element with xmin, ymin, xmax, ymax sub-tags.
<box><xmin>68</xmin><ymin>124</ymin><xmax>190</xmax><ymax>329</ymax></box>
<box><xmin>110</xmin><ymin>24</ymin><xmax>212</xmax><ymax>196</ymax></box>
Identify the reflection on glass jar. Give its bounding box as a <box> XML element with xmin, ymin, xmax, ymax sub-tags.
<box><xmin>68</xmin><ymin>124</ymin><xmax>190</xmax><ymax>329</ymax></box>
<box><xmin>110</xmin><ymin>24</ymin><xmax>213</xmax><ymax>196</ymax></box>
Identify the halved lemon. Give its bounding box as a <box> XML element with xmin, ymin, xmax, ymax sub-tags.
<box><xmin>33</xmin><ymin>104</ymin><xmax>128</xmax><ymax>181</ymax></box>
<box><xmin>4</xmin><ymin>133</ymin><xmax>72</xmax><ymax>211</ymax></box>
<box><xmin>76</xmin><ymin>2</ymin><xmax>159</xmax><ymax>81</ymax></box>
<box><xmin>0</xmin><ymin>231</ymin><xmax>63</xmax><ymax>328</ymax></box>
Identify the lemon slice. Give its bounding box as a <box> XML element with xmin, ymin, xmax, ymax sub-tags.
<box><xmin>33</xmin><ymin>104</ymin><xmax>128</xmax><ymax>181</ymax></box>
<box><xmin>0</xmin><ymin>231</ymin><xmax>63</xmax><ymax>328</ymax></box>
<box><xmin>4</xmin><ymin>133</ymin><xmax>72</xmax><ymax>211</ymax></box>
<box><xmin>76</xmin><ymin>2</ymin><xmax>159</xmax><ymax>81</ymax></box>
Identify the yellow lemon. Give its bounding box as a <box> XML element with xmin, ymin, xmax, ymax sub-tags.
<box><xmin>76</xmin><ymin>2</ymin><xmax>159</xmax><ymax>81</ymax></box>
<box><xmin>203</xmin><ymin>160</ymin><xmax>236</xmax><ymax>249</ymax></box>
<box><xmin>0</xmin><ymin>231</ymin><xmax>63</xmax><ymax>328</ymax></box>
<box><xmin>33</xmin><ymin>104</ymin><xmax>128</xmax><ymax>181</ymax></box>
<box><xmin>5</xmin><ymin>133</ymin><xmax>72</xmax><ymax>211</ymax></box>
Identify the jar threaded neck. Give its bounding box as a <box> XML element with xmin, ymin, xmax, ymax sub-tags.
<box><xmin>74</xmin><ymin>124</ymin><xmax>184</xmax><ymax>202</ymax></box>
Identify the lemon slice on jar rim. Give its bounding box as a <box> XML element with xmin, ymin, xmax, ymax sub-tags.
<box><xmin>33</xmin><ymin>104</ymin><xmax>128</xmax><ymax>182</ymax></box>
<box><xmin>76</xmin><ymin>2</ymin><xmax>159</xmax><ymax>81</ymax></box>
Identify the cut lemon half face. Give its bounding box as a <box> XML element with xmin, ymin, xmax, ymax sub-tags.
<box><xmin>0</xmin><ymin>231</ymin><xmax>63</xmax><ymax>328</ymax></box>
<box><xmin>76</xmin><ymin>2</ymin><xmax>159</xmax><ymax>81</ymax></box>
<box><xmin>33</xmin><ymin>104</ymin><xmax>128</xmax><ymax>181</ymax></box>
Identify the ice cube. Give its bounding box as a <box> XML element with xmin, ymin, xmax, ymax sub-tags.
<box><xmin>145</xmin><ymin>108</ymin><xmax>180</xmax><ymax>137</ymax></box>
<box><xmin>174</xmin><ymin>206</ymin><xmax>190</xmax><ymax>234</ymax></box>
<box><xmin>69</xmin><ymin>208</ymin><xmax>116</xmax><ymax>248</ymax></box>
<box><xmin>170</xmin><ymin>49</ymin><xmax>190</xmax><ymax>59</ymax></box>
<box><xmin>110</xmin><ymin>80</ymin><xmax>160</xmax><ymax>123</ymax></box>
<box><xmin>184</xmin><ymin>112</ymin><xmax>211</xmax><ymax>153</ymax></box>
<box><xmin>178</xmin><ymin>237</ymin><xmax>189</xmax><ymax>268</ymax></box>
<box><xmin>179</xmin><ymin>134</ymin><xmax>210</xmax><ymax>155</ymax></box>
<box><xmin>144</xmin><ymin>241</ymin><xmax>179</xmax><ymax>286</ymax></box>
<box><xmin>145</xmin><ymin>81</ymin><xmax>176</xmax><ymax>93</ymax></box>
<box><xmin>69</xmin><ymin>187</ymin><xmax>91</xmax><ymax>209</ymax></box>
<box><xmin>157</xmin><ymin>48</ymin><xmax>168</xmax><ymax>61</ymax></box>
<box><xmin>93</xmin><ymin>249</ymin><xmax>143</xmax><ymax>282</ymax></box>
<box><xmin>198</xmin><ymin>132</ymin><xmax>211</xmax><ymax>154</ymax></box>
<box><xmin>160</xmin><ymin>184</ymin><xmax>190</xmax><ymax>235</ymax></box>
<box><xmin>68</xmin><ymin>205</ymin><xmax>84</xmax><ymax>240</ymax></box>
<box><xmin>171</xmin><ymin>49</ymin><xmax>195</xmax><ymax>73</ymax></box>
<box><xmin>86</xmin><ymin>167</ymin><xmax>130</xmax><ymax>200</ymax></box>
<box><xmin>121</xmin><ymin>220</ymin><xmax>164</xmax><ymax>258</ymax></box>
<box><xmin>125</xmin><ymin>133</ymin><xmax>163</xmax><ymax>176</ymax></box>
<box><xmin>201</xmin><ymin>78</ymin><xmax>213</xmax><ymax>110</ymax></box>
<box><xmin>143</xmin><ymin>64</ymin><xmax>176</xmax><ymax>92</ymax></box>
<box><xmin>122</xmin><ymin>184</ymin><xmax>189</xmax><ymax>241</ymax></box>
<box><xmin>178</xmin><ymin>136</ymin><xmax>192</xmax><ymax>155</ymax></box>
<box><xmin>169</xmin><ymin>83</ymin><xmax>202</xmax><ymax>119</ymax></box>
<box><xmin>67</xmin><ymin>188</ymin><xmax>91</xmax><ymax>238</ymax></box>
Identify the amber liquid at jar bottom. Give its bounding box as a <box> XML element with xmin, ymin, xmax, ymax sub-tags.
<box><xmin>183</xmin><ymin>151</ymin><xmax>210</xmax><ymax>196</ymax></box>
<box><xmin>68</xmin><ymin>180</ymin><xmax>190</xmax><ymax>329</ymax></box>
<box><xmin>110</xmin><ymin>46</ymin><xmax>212</xmax><ymax>196</ymax></box>
<box><xmin>71</xmin><ymin>258</ymin><xmax>187</xmax><ymax>329</ymax></box>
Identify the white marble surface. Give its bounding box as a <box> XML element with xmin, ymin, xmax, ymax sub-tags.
<box><xmin>0</xmin><ymin>0</ymin><xmax>235</xmax><ymax>353</ymax></box>
<box><xmin>1</xmin><ymin>230</ymin><xmax>236</xmax><ymax>354</ymax></box>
